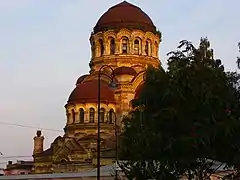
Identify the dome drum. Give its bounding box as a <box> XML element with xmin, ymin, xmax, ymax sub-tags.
<box><xmin>90</xmin><ymin>55</ymin><xmax>160</xmax><ymax>73</ymax></box>
<box><xmin>94</xmin><ymin>23</ymin><xmax>158</xmax><ymax>35</ymax></box>
<box><xmin>114</xmin><ymin>66</ymin><xmax>137</xmax><ymax>76</ymax></box>
<box><xmin>90</xmin><ymin>30</ymin><xmax>160</xmax><ymax>55</ymax></box>
<box><xmin>64</xmin><ymin>104</ymin><xmax>117</xmax><ymax>132</ymax></box>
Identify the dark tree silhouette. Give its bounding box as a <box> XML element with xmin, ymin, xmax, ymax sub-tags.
<box><xmin>237</xmin><ymin>42</ymin><xmax>240</xmax><ymax>69</ymax></box>
<box><xmin>120</xmin><ymin>38</ymin><xmax>240</xmax><ymax>180</ymax></box>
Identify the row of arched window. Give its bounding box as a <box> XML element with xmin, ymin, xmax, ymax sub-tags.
<box><xmin>93</xmin><ymin>37</ymin><xmax>158</xmax><ymax>57</ymax></box>
<box><xmin>68</xmin><ymin>108</ymin><xmax>116</xmax><ymax>124</ymax></box>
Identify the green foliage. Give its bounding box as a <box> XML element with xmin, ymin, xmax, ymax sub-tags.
<box><xmin>237</xmin><ymin>42</ymin><xmax>240</xmax><ymax>69</ymax></box>
<box><xmin>155</xmin><ymin>29</ymin><xmax>162</xmax><ymax>39</ymax></box>
<box><xmin>120</xmin><ymin>38</ymin><xmax>240</xmax><ymax>180</ymax></box>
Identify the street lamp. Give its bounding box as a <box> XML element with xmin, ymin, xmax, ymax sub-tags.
<box><xmin>106</xmin><ymin>110</ymin><xmax>119</xmax><ymax>180</ymax></box>
<box><xmin>97</xmin><ymin>65</ymin><xmax>117</xmax><ymax>180</ymax></box>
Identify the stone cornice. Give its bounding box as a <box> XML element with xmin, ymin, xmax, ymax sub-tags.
<box><xmin>92</xmin><ymin>54</ymin><xmax>159</xmax><ymax>65</ymax></box>
<box><xmin>65</xmin><ymin>123</ymin><xmax>115</xmax><ymax>131</ymax></box>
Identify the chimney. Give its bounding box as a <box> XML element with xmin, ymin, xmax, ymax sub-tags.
<box><xmin>36</xmin><ymin>130</ymin><xmax>41</xmax><ymax>137</ymax></box>
<box><xmin>33</xmin><ymin>130</ymin><xmax>44</xmax><ymax>155</ymax></box>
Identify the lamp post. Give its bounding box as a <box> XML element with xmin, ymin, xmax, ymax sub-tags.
<box><xmin>106</xmin><ymin>111</ymin><xmax>118</xmax><ymax>180</ymax></box>
<box><xmin>97</xmin><ymin>65</ymin><xmax>116</xmax><ymax>180</ymax></box>
<box><xmin>114</xmin><ymin>112</ymin><xmax>119</xmax><ymax>180</ymax></box>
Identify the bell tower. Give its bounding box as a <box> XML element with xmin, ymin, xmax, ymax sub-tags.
<box><xmin>64</xmin><ymin>1</ymin><xmax>162</xmax><ymax>135</ymax></box>
<box><xmin>32</xmin><ymin>1</ymin><xmax>162</xmax><ymax>174</ymax></box>
<box><xmin>88</xmin><ymin>1</ymin><xmax>161</xmax><ymax>117</ymax></box>
<box><xmin>89</xmin><ymin>1</ymin><xmax>161</xmax><ymax>73</ymax></box>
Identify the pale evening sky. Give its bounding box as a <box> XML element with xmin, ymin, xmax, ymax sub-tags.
<box><xmin>0</xmin><ymin>0</ymin><xmax>239</xmax><ymax>167</ymax></box>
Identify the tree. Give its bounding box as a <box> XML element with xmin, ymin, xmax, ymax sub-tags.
<box><xmin>222</xmin><ymin>42</ymin><xmax>240</xmax><ymax>179</ymax></box>
<box><xmin>237</xmin><ymin>42</ymin><xmax>240</xmax><ymax>69</ymax></box>
<box><xmin>119</xmin><ymin>38</ymin><xmax>240</xmax><ymax>180</ymax></box>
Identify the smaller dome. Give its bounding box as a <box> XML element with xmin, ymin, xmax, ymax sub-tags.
<box><xmin>76</xmin><ymin>75</ymin><xmax>89</xmax><ymax>85</ymax></box>
<box><xmin>68</xmin><ymin>80</ymin><xmax>116</xmax><ymax>104</ymax></box>
<box><xmin>114</xmin><ymin>66</ymin><xmax>137</xmax><ymax>76</ymax></box>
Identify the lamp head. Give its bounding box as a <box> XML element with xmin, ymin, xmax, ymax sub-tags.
<box><xmin>108</xmin><ymin>80</ymin><xmax>118</xmax><ymax>89</ymax></box>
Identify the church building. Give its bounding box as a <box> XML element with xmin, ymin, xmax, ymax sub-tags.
<box><xmin>32</xmin><ymin>1</ymin><xmax>161</xmax><ymax>174</ymax></box>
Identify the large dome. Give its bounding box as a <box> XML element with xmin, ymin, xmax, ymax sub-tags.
<box><xmin>94</xmin><ymin>1</ymin><xmax>156</xmax><ymax>34</ymax></box>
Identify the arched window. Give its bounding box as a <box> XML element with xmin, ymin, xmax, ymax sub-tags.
<box><xmin>60</xmin><ymin>159</ymin><xmax>67</xmax><ymax>165</ymax></box>
<box><xmin>145</xmin><ymin>41</ymin><xmax>149</xmax><ymax>56</ymax></box>
<box><xmin>66</xmin><ymin>110</ymin><xmax>70</xmax><ymax>122</ymax></box>
<box><xmin>109</xmin><ymin>109</ymin><xmax>115</xmax><ymax>124</ymax></box>
<box><xmin>134</xmin><ymin>39</ymin><xmax>140</xmax><ymax>54</ymax></box>
<box><xmin>122</xmin><ymin>38</ymin><xmax>128</xmax><ymax>54</ymax></box>
<box><xmin>110</xmin><ymin>39</ymin><xmax>115</xmax><ymax>55</ymax></box>
<box><xmin>79</xmin><ymin>108</ymin><xmax>84</xmax><ymax>124</ymax></box>
<box><xmin>89</xmin><ymin>108</ymin><xmax>95</xmax><ymax>123</ymax></box>
<box><xmin>91</xmin><ymin>41</ymin><xmax>96</xmax><ymax>57</ymax></box>
<box><xmin>100</xmin><ymin>108</ymin><xmax>105</xmax><ymax>123</ymax></box>
<box><xmin>155</xmin><ymin>41</ymin><xmax>158</xmax><ymax>56</ymax></box>
<box><xmin>71</xmin><ymin>109</ymin><xmax>75</xmax><ymax>123</ymax></box>
<box><xmin>99</xmin><ymin>39</ymin><xmax>104</xmax><ymax>56</ymax></box>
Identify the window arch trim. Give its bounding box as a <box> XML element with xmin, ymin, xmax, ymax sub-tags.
<box><xmin>79</xmin><ymin>108</ymin><xmax>85</xmax><ymax>124</ymax></box>
<box><xmin>89</xmin><ymin>108</ymin><xmax>95</xmax><ymax>123</ymax></box>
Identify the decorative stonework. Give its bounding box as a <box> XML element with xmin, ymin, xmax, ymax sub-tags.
<box><xmin>32</xmin><ymin>1</ymin><xmax>161</xmax><ymax>174</ymax></box>
<box><xmin>89</xmin><ymin>28</ymin><xmax>161</xmax><ymax>72</ymax></box>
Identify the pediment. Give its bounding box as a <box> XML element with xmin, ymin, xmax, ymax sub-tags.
<box><xmin>52</xmin><ymin>145</ymin><xmax>71</xmax><ymax>163</ymax></box>
<box><xmin>52</xmin><ymin>138</ymin><xmax>86</xmax><ymax>163</ymax></box>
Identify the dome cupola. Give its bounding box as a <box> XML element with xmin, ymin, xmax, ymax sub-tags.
<box><xmin>94</xmin><ymin>1</ymin><xmax>156</xmax><ymax>34</ymax></box>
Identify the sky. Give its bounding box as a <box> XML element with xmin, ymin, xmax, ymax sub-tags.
<box><xmin>0</xmin><ymin>0</ymin><xmax>239</xmax><ymax>168</ymax></box>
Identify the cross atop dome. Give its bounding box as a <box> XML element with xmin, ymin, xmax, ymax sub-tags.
<box><xmin>109</xmin><ymin>1</ymin><xmax>137</xmax><ymax>9</ymax></box>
